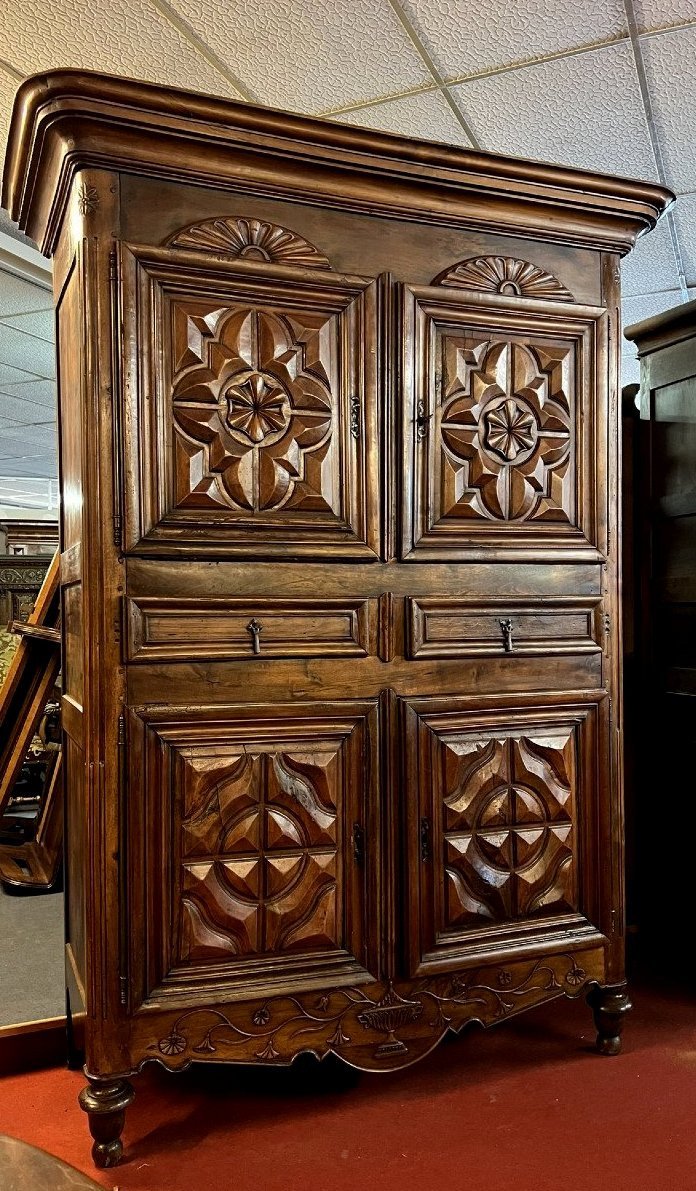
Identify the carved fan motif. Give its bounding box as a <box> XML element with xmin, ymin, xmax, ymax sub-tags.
<box><xmin>432</xmin><ymin>256</ymin><xmax>574</xmax><ymax>302</ymax></box>
<box><xmin>166</xmin><ymin>216</ymin><xmax>332</xmax><ymax>269</ymax></box>
<box><xmin>442</xmin><ymin>732</ymin><xmax>576</xmax><ymax>927</ymax></box>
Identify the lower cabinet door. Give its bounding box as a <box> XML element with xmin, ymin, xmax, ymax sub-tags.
<box><xmin>127</xmin><ymin>699</ymin><xmax>380</xmax><ymax>1006</ymax></box>
<box><xmin>402</xmin><ymin>693</ymin><xmax>608</xmax><ymax>978</ymax></box>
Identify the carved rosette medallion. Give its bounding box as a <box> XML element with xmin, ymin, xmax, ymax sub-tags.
<box><xmin>171</xmin><ymin>307</ymin><xmax>334</xmax><ymax>512</ymax></box>
<box><xmin>439</xmin><ymin>337</ymin><xmax>572</xmax><ymax>521</ymax></box>
<box><xmin>432</xmin><ymin>255</ymin><xmax>574</xmax><ymax>301</ymax></box>
<box><xmin>166</xmin><ymin>216</ymin><xmax>332</xmax><ymax>269</ymax></box>
<box><xmin>222</xmin><ymin>371</ymin><xmax>291</xmax><ymax>444</ymax></box>
<box><xmin>483</xmin><ymin>397</ymin><xmax>538</xmax><ymax>462</ymax></box>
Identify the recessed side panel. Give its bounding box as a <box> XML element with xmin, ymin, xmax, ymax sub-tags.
<box><xmin>403</xmin><ymin>694</ymin><xmax>608</xmax><ymax>977</ymax></box>
<box><xmin>120</xmin><ymin>246</ymin><xmax>381</xmax><ymax>559</ymax></box>
<box><xmin>402</xmin><ymin>288</ymin><xmax>607</xmax><ymax>560</ymax></box>
<box><xmin>127</xmin><ymin>701</ymin><xmax>381</xmax><ymax>1007</ymax></box>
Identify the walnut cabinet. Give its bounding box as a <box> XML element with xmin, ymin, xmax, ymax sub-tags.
<box><xmin>2</xmin><ymin>70</ymin><xmax>673</xmax><ymax>1167</ymax></box>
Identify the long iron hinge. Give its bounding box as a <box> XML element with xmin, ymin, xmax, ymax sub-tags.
<box><xmin>352</xmin><ymin>822</ymin><xmax>365</xmax><ymax>866</ymax></box>
<box><xmin>420</xmin><ymin>817</ymin><xmax>431</xmax><ymax>862</ymax></box>
<box><xmin>117</xmin><ymin>712</ymin><xmax>125</xmax><ymax>747</ymax></box>
<box><xmin>119</xmin><ymin>975</ymin><xmax>128</xmax><ymax>1007</ymax></box>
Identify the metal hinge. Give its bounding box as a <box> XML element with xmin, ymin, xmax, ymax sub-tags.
<box><xmin>117</xmin><ymin>712</ymin><xmax>125</xmax><ymax>747</ymax></box>
<box><xmin>352</xmin><ymin>822</ymin><xmax>365</xmax><ymax>866</ymax></box>
<box><xmin>108</xmin><ymin>248</ymin><xmax>117</xmax><ymax>283</ymax></box>
<box><xmin>420</xmin><ymin>817</ymin><xmax>431</xmax><ymax>862</ymax></box>
<box><xmin>119</xmin><ymin>975</ymin><xmax>128</xmax><ymax>1007</ymax></box>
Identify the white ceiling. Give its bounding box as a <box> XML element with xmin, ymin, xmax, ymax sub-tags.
<box><xmin>0</xmin><ymin>0</ymin><xmax>694</xmax><ymax>483</ymax></box>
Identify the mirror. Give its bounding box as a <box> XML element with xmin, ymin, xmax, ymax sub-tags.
<box><xmin>0</xmin><ymin>228</ymin><xmax>64</xmax><ymax>1045</ymax></box>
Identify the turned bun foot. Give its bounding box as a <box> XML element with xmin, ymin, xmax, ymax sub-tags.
<box><xmin>587</xmin><ymin>982</ymin><xmax>632</xmax><ymax>1056</ymax></box>
<box><xmin>78</xmin><ymin>1076</ymin><xmax>135</xmax><ymax>1169</ymax></box>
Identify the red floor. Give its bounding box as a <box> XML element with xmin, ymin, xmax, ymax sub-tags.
<box><xmin>1</xmin><ymin>983</ymin><xmax>695</xmax><ymax>1191</ymax></box>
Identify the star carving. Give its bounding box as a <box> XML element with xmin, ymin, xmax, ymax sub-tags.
<box><xmin>439</xmin><ymin>338</ymin><xmax>573</xmax><ymax>522</ymax></box>
<box><xmin>224</xmin><ymin>372</ymin><xmax>290</xmax><ymax>444</ymax></box>
<box><xmin>483</xmin><ymin>398</ymin><xmax>537</xmax><ymax>462</ymax></box>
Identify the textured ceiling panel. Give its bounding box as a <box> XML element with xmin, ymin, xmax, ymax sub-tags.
<box><xmin>0</xmin><ymin>379</ymin><xmax>56</xmax><ymax>409</ymax></box>
<box><xmin>401</xmin><ymin>0</ymin><xmax>627</xmax><ymax>80</ymax></box>
<box><xmin>621</xmin><ymin>216</ymin><xmax>680</xmax><ymax>295</ymax></box>
<box><xmin>640</xmin><ymin>27</ymin><xmax>696</xmax><ymax>192</ymax></box>
<box><xmin>452</xmin><ymin>42</ymin><xmax>659</xmax><ymax>179</ymax></box>
<box><xmin>165</xmin><ymin>0</ymin><xmax>431</xmax><ymax>113</ymax></box>
<box><xmin>0</xmin><ymin>326</ymin><xmax>55</xmax><ymax>377</ymax></box>
<box><xmin>0</xmin><ymin>271</ymin><xmax>52</xmax><ymax>318</ymax></box>
<box><xmin>1</xmin><ymin>309</ymin><xmax>54</xmax><ymax>340</ymax></box>
<box><xmin>0</xmin><ymin>393</ymin><xmax>47</xmax><ymax>423</ymax></box>
<box><xmin>0</xmin><ymin>68</ymin><xmax>17</xmax><ymax>155</ymax></box>
<box><xmin>0</xmin><ymin>459</ymin><xmax>56</xmax><ymax>477</ymax></box>
<box><xmin>332</xmin><ymin>91</ymin><xmax>472</xmax><ymax>145</ymax></box>
<box><xmin>0</xmin><ymin>363</ymin><xmax>36</xmax><ymax>387</ymax></box>
<box><xmin>672</xmin><ymin>194</ymin><xmax>696</xmax><ymax>284</ymax></box>
<box><xmin>0</xmin><ymin>0</ymin><xmax>243</xmax><ymax>101</ymax></box>
<box><xmin>634</xmin><ymin>1</ymin><xmax>696</xmax><ymax>32</ymax></box>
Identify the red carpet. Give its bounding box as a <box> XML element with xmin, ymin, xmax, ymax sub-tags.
<box><xmin>1</xmin><ymin>984</ymin><xmax>695</xmax><ymax>1191</ymax></box>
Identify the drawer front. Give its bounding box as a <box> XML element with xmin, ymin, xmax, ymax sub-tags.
<box><xmin>126</xmin><ymin>597</ymin><xmax>373</xmax><ymax>662</ymax></box>
<box><xmin>407</xmin><ymin>598</ymin><xmax>601</xmax><ymax>659</ymax></box>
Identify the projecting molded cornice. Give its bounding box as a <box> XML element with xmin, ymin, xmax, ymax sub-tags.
<box><xmin>2</xmin><ymin>69</ymin><xmax>675</xmax><ymax>258</ymax></box>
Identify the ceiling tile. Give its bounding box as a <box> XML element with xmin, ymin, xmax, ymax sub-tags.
<box><xmin>640</xmin><ymin>27</ymin><xmax>696</xmax><ymax>192</ymax></box>
<box><xmin>0</xmin><ymin>378</ymin><xmax>56</xmax><ymax>409</ymax></box>
<box><xmin>0</xmin><ymin>457</ymin><xmax>57</xmax><ymax>478</ymax></box>
<box><xmin>634</xmin><ymin>1</ymin><xmax>696</xmax><ymax>33</ymax></box>
<box><xmin>0</xmin><ymin>67</ymin><xmax>17</xmax><ymax>156</ymax></box>
<box><xmin>672</xmin><ymin>194</ymin><xmax>696</xmax><ymax>285</ymax></box>
<box><xmin>0</xmin><ymin>0</ymin><xmax>244</xmax><ymax>108</ymax></box>
<box><xmin>0</xmin><ymin>437</ymin><xmax>55</xmax><ymax>459</ymax></box>
<box><xmin>0</xmin><ymin>393</ymin><xmax>50</xmax><ymax>423</ymax></box>
<box><xmin>165</xmin><ymin>0</ymin><xmax>432</xmax><ymax>113</ymax></box>
<box><xmin>0</xmin><ymin>325</ymin><xmax>55</xmax><ymax>378</ymax></box>
<box><xmin>452</xmin><ymin>43</ymin><xmax>659</xmax><ymax>180</ymax></box>
<box><xmin>333</xmin><ymin>91</ymin><xmax>472</xmax><ymax>146</ymax></box>
<box><xmin>1</xmin><ymin>421</ymin><xmax>55</xmax><ymax>443</ymax></box>
<box><xmin>0</xmin><ymin>363</ymin><xmax>37</xmax><ymax>387</ymax></box>
<box><xmin>0</xmin><ymin>270</ymin><xmax>53</xmax><ymax>318</ymax></box>
<box><xmin>621</xmin><ymin>215</ymin><xmax>680</xmax><ymax>295</ymax></box>
<box><xmin>1</xmin><ymin>309</ymin><xmax>54</xmax><ymax>341</ymax></box>
<box><xmin>401</xmin><ymin>0</ymin><xmax>627</xmax><ymax>80</ymax></box>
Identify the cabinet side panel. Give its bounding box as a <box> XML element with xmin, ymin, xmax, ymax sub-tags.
<box><xmin>56</xmin><ymin>252</ymin><xmax>87</xmax><ymax>1000</ymax></box>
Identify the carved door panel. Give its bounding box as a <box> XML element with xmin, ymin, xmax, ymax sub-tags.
<box><xmin>127</xmin><ymin>700</ymin><xmax>380</xmax><ymax>1007</ymax></box>
<box><xmin>401</xmin><ymin>286</ymin><xmax>608</xmax><ymax>559</ymax></box>
<box><xmin>403</xmin><ymin>696</ymin><xmax>606</xmax><ymax>978</ymax></box>
<box><xmin>120</xmin><ymin>244</ymin><xmax>381</xmax><ymax>558</ymax></box>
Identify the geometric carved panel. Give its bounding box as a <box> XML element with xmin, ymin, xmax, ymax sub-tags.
<box><xmin>404</xmin><ymin>696</ymin><xmax>603</xmax><ymax>978</ymax></box>
<box><xmin>179</xmin><ymin>748</ymin><xmax>341</xmax><ymax>961</ymax></box>
<box><xmin>120</xmin><ymin>246</ymin><xmax>380</xmax><ymax>559</ymax></box>
<box><xmin>438</xmin><ymin>337</ymin><xmax>573</xmax><ymax>523</ymax></box>
<box><xmin>442</xmin><ymin>732</ymin><xmax>576</xmax><ymax>927</ymax></box>
<box><xmin>128</xmin><ymin>701</ymin><xmax>379</xmax><ymax>1004</ymax></box>
<box><xmin>402</xmin><ymin>287</ymin><xmax>606</xmax><ymax>559</ymax></box>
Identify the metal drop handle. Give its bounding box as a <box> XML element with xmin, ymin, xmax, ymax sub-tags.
<box><xmin>499</xmin><ymin>618</ymin><xmax>514</xmax><ymax>653</ymax></box>
<box><xmin>247</xmin><ymin>619</ymin><xmax>263</xmax><ymax>655</ymax></box>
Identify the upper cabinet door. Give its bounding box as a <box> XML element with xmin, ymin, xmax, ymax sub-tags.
<box><xmin>120</xmin><ymin>243</ymin><xmax>381</xmax><ymax>559</ymax></box>
<box><xmin>401</xmin><ymin>285</ymin><xmax>609</xmax><ymax>561</ymax></box>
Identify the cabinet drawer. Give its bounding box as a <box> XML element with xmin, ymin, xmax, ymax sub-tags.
<box><xmin>407</xmin><ymin>598</ymin><xmax>601</xmax><ymax>659</ymax></box>
<box><xmin>125</xmin><ymin>597</ymin><xmax>372</xmax><ymax>661</ymax></box>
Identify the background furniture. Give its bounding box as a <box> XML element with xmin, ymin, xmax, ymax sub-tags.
<box><xmin>2</xmin><ymin>69</ymin><xmax>672</xmax><ymax>1168</ymax></box>
<box><xmin>624</xmin><ymin>302</ymin><xmax>696</xmax><ymax>961</ymax></box>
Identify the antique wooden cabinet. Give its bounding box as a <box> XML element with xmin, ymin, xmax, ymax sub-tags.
<box><xmin>624</xmin><ymin>303</ymin><xmax>696</xmax><ymax>956</ymax></box>
<box><xmin>2</xmin><ymin>70</ymin><xmax>672</xmax><ymax>1167</ymax></box>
